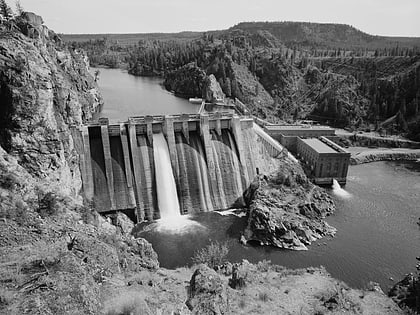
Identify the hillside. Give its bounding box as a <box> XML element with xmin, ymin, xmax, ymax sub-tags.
<box><xmin>229</xmin><ymin>21</ymin><xmax>420</xmax><ymax>50</ymax></box>
<box><xmin>63</xmin><ymin>21</ymin><xmax>420</xmax><ymax>51</ymax></box>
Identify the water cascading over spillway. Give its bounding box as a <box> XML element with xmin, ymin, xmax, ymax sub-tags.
<box><xmin>79</xmin><ymin>116</ymin><xmax>281</xmax><ymax>220</ymax></box>
<box><xmin>209</xmin><ymin>129</ymin><xmax>246</xmax><ymax>209</ymax></box>
<box><xmin>152</xmin><ymin>132</ymin><xmax>181</xmax><ymax>218</ymax></box>
<box><xmin>332</xmin><ymin>179</ymin><xmax>351</xmax><ymax>198</ymax></box>
<box><xmin>174</xmin><ymin>131</ymin><xmax>213</xmax><ymax>213</ymax></box>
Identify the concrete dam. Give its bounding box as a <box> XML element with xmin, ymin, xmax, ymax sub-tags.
<box><xmin>72</xmin><ymin>113</ymin><xmax>283</xmax><ymax>222</ymax></box>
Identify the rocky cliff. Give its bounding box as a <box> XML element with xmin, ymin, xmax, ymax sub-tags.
<box><xmin>0</xmin><ymin>13</ymin><xmax>102</xmax><ymax>198</ymax></box>
<box><xmin>243</xmin><ymin>155</ymin><xmax>336</xmax><ymax>250</ymax></box>
<box><xmin>0</xmin><ymin>13</ymin><xmax>160</xmax><ymax>315</ymax></box>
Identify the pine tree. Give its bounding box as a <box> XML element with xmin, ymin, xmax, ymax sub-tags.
<box><xmin>0</xmin><ymin>0</ymin><xmax>13</xmax><ymax>20</ymax></box>
<box><xmin>15</xmin><ymin>0</ymin><xmax>23</xmax><ymax>16</ymax></box>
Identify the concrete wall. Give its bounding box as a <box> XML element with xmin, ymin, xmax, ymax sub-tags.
<box><xmin>296</xmin><ymin>137</ymin><xmax>350</xmax><ymax>185</ymax></box>
<box><xmin>79</xmin><ymin>114</ymin><xmax>262</xmax><ymax>221</ymax></box>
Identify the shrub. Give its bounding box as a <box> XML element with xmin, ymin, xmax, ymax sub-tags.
<box><xmin>0</xmin><ymin>171</ymin><xmax>20</xmax><ymax>190</ymax></box>
<box><xmin>192</xmin><ymin>240</ymin><xmax>229</xmax><ymax>269</ymax></box>
<box><xmin>0</xmin><ymin>288</ymin><xmax>14</xmax><ymax>306</ymax></box>
<box><xmin>37</xmin><ymin>192</ymin><xmax>70</xmax><ymax>218</ymax></box>
<box><xmin>78</xmin><ymin>201</ymin><xmax>99</xmax><ymax>227</ymax></box>
<box><xmin>258</xmin><ymin>291</ymin><xmax>269</xmax><ymax>302</ymax></box>
<box><xmin>256</xmin><ymin>259</ymin><xmax>271</xmax><ymax>272</ymax></box>
<box><xmin>103</xmin><ymin>291</ymin><xmax>150</xmax><ymax>315</ymax></box>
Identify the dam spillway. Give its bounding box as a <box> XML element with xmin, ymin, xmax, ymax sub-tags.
<box><xmin>73</xmin><ymin>113</ymin><xmax>284</xmax><ymax>222</ymax></box>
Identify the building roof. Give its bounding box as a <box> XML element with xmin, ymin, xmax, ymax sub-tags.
<box><xmin>301</xmin><ymin>138</ymin><xmax>337</xmax><ymax>154</ymax></box>
<box><xmin>265</xmin><ymin>124</ymin><xmax>334</xmax><ymax>131</ymax></box>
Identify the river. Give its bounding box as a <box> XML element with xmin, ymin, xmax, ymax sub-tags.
<box><xmin>136</xmin><ymin>161</ymin><xmax>420</xmax><ymax>290</ymax></box>
<box><xmin>94</xmin><ymin>68</ymin><xmax>420</xmax><ymax>291</ymax></box>
<box><xmin>92</xmin><ymin>67</ymin><xmax>198</xmax><ymax>122</ymax></box>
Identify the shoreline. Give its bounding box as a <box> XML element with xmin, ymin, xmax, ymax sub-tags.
<box><xmin>348</xmin><ymin>147</ymin><xmax>420</xmax><ymax>165</ymax></box>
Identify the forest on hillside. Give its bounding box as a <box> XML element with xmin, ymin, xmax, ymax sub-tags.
<box><xmin>67</xmin><ymin>22</ymin><xmax>420</xmax><ymax>141</ymax></box>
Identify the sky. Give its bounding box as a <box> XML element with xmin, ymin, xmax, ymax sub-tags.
<box><xmin>10</xmin><ymin>0</ymin><xmax>420</xmax><ymax>37</ymax></box>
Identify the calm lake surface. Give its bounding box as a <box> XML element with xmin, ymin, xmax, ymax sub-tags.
<box><xmin>94</xmin><ymin>68</ymin><xmax>420</xmax><ymax>291</ymax></box>
<box><xmin>92</xmin><ymin>67</ymin><xmax>198</xmax><ymax>122</ymax></box>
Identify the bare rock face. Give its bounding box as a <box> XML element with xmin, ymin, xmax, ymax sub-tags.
<box><xmin>0</xmin><ymin>18</ymin><xmax>102</xmax><ymax>198</ymax></box>
<box><xmin>115</xmin><ymin>212</ymin><xmax>135</xmax><ymax>236</ymax></box>
<box><xmin>203</xmin><ymin>74</ymin><xmax>225</xmax><ymax>103</ymax></box>
<box><xmin>186</xmin><ymin>264</ymin><xmax>228</xmax><ymax>314</ymax></box>
<box><xmin>389</xmin><ymin>273</ymin><xmax>420</xmax><ymax>312</ymax></box>
<box><xmin>244</xmin><ymin>156</ymin><xmax>336</xmax><ymax>250</ymax></box>
<box><xmin>229</xmin><ymin>60</ymin><xmax>275</xmax><ymax>116</ymax></box>
<box><xmin>21</xmin><ymin>12</ymin><xmax>44</xmax><ymax>26</ymax></box>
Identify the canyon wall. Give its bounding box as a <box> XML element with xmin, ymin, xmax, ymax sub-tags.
<box><xmin>0</xmin><ymin>13</ymin><xmax>102</xmax><ymax>200</ymax></box>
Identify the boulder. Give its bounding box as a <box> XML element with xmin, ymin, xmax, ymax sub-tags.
<box><xmin>121</xmin><ymin>238</ymin><xmax>159</xmax><ymax>271</ymax></box>
<box><xmin>115</xmin><ymin>212</ymin><xmax>134</xmax><ymax>236</ymax></box>
<box><xmin>186</xmin><ymin>264</ymin><xmax>228</xmax><ymax>314</ymax></box>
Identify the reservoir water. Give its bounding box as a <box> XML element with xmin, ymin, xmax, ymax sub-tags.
<box><xmin>94</xmin><ymin>68</ymin><xmax>420</xmax><ymax>291</ymax></box>
<box><xmin>92</xmin><ymin>67</ymin><xmax>198</xmax><ymax>122</ymax></box>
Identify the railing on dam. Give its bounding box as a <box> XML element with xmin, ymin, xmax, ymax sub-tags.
<box><xmin>252</xmin><ymin>123</ymin><xmax>286</xmax><ymax>158</ymax></box>
<box><xmin>72</xmin><ymin>113</ymin><xmax>283</xmax><ymax>222</ymax></box>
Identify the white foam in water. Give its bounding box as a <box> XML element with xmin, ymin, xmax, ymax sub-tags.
<box><xmin>148</xmin><ymin>215</ymin><xmax>206</xmax><ymax>234</ymax></box>
<box><xmin>332</xmin><ymin>179</ymin><xmax>352</xmax><ymax>198</ymax></box>
<box><xmin>152</xmin><ymin>133</ymin><xmax>206</xmax><ymax>234</ymax></box>
<box><xmin>152</xmin><ymin>132</ymin><xmax>181</xmax><ymax>219</ymax></box>
<box><xmin>216</xmin><ymin>209</ymin><xmax>247</xmax><ymax>217</ymax></box>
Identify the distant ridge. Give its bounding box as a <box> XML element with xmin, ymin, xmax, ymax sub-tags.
<box><xmin>62</xmin><ymin>21</ymin><xmax>420</xmax><ymax>50</ymax></box>
<box><xmin>62</xmin><ymin>31</ymin><xmax>203</xmax><ymax>46</ymax></box>
<box><xmin>228</xmin><ymin>21</ymin><xmax>420</xmax><ymax>49</ymax></box>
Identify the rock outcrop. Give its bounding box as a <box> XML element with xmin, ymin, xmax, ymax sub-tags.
<box><xmin>203</xmin><ymin>74</ymin><xmax>225</xmax><ymax>103</ymax></box>
<box><xmin>163</xmin><ymin>62</ymin><xmax>206</xmax><ymax>98</ymax></box>
<box><xmin>0</xmin><ymin>15</ymin><xmax>161</xmax><ymax>315</ymax></box>
<box><xmin>389</xmin><ymin>272</ymin><xmax>420</xmax><ymax>313</ymax></box>
<box><xmin>186</xmin><ymin>264</ymin><xmax>228</xmax><ymax>314</ymax></box>
<box><xmin>243</xmin><ymin>156</ymin><xmax>336</xmax><ymax>250</ymax></box>
<box><xmin>0</xmin><ymin>12</ymin><xmax>102</xmax><ymax>198</ymax></box>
